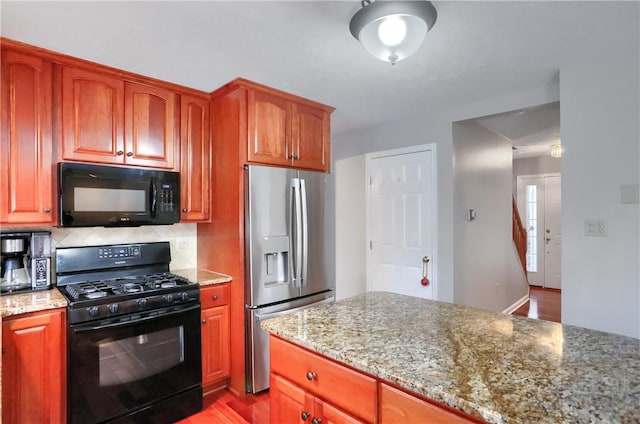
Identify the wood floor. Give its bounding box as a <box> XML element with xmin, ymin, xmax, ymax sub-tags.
<box><xmin>177</xmin><ymin>390</ymin><xmax>270</xmax><ymax>424</ymax></box>
<box><xmin>512</xmin><ymin>286</ymin><xmax>561</xmax><ymax>323</ymax></box>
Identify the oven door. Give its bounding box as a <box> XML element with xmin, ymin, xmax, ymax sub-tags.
<box><xmin>68</xmin><ymin>304</ymin><xmax>202</xmax><ymax>424</ymax></box>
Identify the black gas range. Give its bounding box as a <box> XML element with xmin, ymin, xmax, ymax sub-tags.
<box><xmin>55</xmin><ymin>242</ymin><xmax>202</xmax><ymax>424</ymax></box>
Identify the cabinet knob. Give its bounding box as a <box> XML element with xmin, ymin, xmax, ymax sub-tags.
<box><xmin>213</xmin><ymin>295</ymin><xmax>218</xmax><ymax>300</ymax></box>
<box><xmin>126</xmin><ymin>152</ymin><xmax>133</xmax><ymax>157</ymax></box>
<box><xmin>182</xmin><ymin>208</ymin><xmax>188</xmax><ymax>212</ymax></box>
<box><xmin>306</xmin><ymin>371</ymin><xmax>316</xmax><ymax>381</ymax></box>
<box><xmin>312</xmin><ymin>418</ymin><xmax>322</xmax><ymax>424</ymax></box>
<box><xmin>293</xmin><ymin>155</ymin><xmax>300</xmax><ymax>160</ymax></box>
<box><xmin>117</xmin><ymin>150</ymin><xmax>124</xmax><ymax>156</ymax></box>
<box><xmin>43</xmin><ymin>207</ymin><xmax>51</xmax><ymax>213</ymax></box>
<box><xmin>301</xmin><ymin>412</ymin><xmax>310</xmax><ymax>421</ymax></box>
<box><xmin>201</xmin><ymin>319</ymin><xmax>207</xmax><ymax>324</ymax></box>
<box><xmin>287</xmin><ymin>154</ymin><xmax>294</xmax><ymax>159</ymax></box>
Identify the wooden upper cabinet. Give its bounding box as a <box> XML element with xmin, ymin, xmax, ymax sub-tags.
<box><xmin>61</xmin><ymin>66</ymin><xmax>177</xmax><ymax>169</ymax></box>
<box><xmin>291</xmin><ymin>102</ymin><xmax>330</xmax><ymax>172</ymax></box>
<box><xmin>247</xmin><ymin>89</ymin><xmax>291</xmax><ymax>167</ymax></box>
<box><xmin>0</xmin><ymin>50</ymin><xmax>54</xmax><ymax>224</ymax></box>
<box><xmin>61</xmin><ymin>66</ymin><xmax>125</xmax><ymax>164</ymax></box>
<box><xmin>219</xmin><ymin>79</ymin><xmax>333</xmax><ymax>172</ymax></box>
<box><xmin>125</xmin><ymin>82</ymin><xmax>177</xmax><ymax>169</ymax></box>
<box><xmin>180</xmin><ymin>93</ymin><xmax>210</xmax><ymax>222</ymax></box>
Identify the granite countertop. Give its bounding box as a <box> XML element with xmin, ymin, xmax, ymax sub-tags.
<box><xmin>1</xmin><ymin>288</ymin><xmax>68</xmax><ymax>318</ymax></box>
<box><xmin>172</xmin><ymin>268</ymin><xmax>232</xmax><ymax>286</ymax></box>
<box><xmin>261</xmin><ymin>291</ymin><xmax>640</xmax><ymax>423</ymax></box>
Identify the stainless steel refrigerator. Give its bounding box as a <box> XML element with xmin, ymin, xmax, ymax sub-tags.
<box><xmin>244</xmin><ymin>164</ymin><xmax>334</xmax><ymax>393</ymax></box>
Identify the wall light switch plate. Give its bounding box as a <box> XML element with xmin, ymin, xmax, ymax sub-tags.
<box><xmin>584</xmin><ymin>219</ymin><xmax>608</xmax><ymax>237</ymax></box>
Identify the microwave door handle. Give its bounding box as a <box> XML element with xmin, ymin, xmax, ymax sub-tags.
<box><xmin>150</xmin><ymin>179</ymin><xmax>157</xmax><ymax>218</ymax></box>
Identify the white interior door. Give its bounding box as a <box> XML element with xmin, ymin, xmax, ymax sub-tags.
<box><xmin>366</xmin><ymin>145</ymin><xmax>436</xmax><ymax>299</ymax></box>
<box><xmin>517</xmin><ymin>174</ymin><xmax>562</xmax><ymax>289</ymax></box>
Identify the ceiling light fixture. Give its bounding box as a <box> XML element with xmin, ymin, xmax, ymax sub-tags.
<box><xmin>349</xmin><ymin>0</ymin><xmax>437</xmax><ymax>65</ymax></box>
<box><xmin>550</xmin><ymin>144</ymin><xmax>562</xmax><ymax>158</ymax></box>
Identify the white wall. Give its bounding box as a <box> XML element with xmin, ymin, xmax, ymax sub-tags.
<box><xmin>560</xmin><ymin>52</ymin><xmax>640</xmax><ymax>338</ymax></box>
<box><xmin>452</xmin><ymin>122</ymin><xmax>528</xmax><ymax>312</ymax></box>
<box><xmin>333</xmin><ymin>85</ymin><xmax>557</xmax><ymax>305</ymax></box>
<box><xmin>334</xmin><ymin>156</ymin><xmax>367</xmax><ymax>300</ymax></box>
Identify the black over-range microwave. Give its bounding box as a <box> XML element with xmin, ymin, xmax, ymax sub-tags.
<box><xmin>59</xmin><ymin>162</ymin><xmax>180</xmax><ymax>227</ymax></box>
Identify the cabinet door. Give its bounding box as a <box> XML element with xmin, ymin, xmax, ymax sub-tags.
<box><xmin>291</xmin><ymin>103</ymin><xmax>330</xmax><ymax>172</ymax></box>
<box><xmin>270</xmin><ymin>374</ymin><xmax>314</xmax><ymax>424</ymax></box>
<box><xmin>247</xmin><ymin>89</ymin><xmax>291</xmax><ymax>167</ymax></box>
<box><xmin>180</xmin><ymin>93</ymin><xmax>210</xmax><ymax>221</ymax></box>
<box><xmin>2</xmin><ymin>309</ymin><xmax>66</xmax><ymax>424</ymax></box>
<box><xmin>61</xmin><ymin>66</ymin><xmax>125</xmax><ymax>164</ymax></box>
<box><xmin>201</xmin><ymin>304</ymin><xmax>230</xmax><ymax>385</ymax></box>
<box><xmin>317</xmin><ymin>398</ymin><xmax>367</xmax><ymax>424</ymax></box>
<box><xmin>1</xmin><ymin>50</ymin><xmax>54</xmax><ymax>224</ymax></box>
<box><xmin>380</xmin><ymin>383</ymin><xmax>474</xmax><ymax>424</ymax></box>
<box><xmin>125</xmin><ymin>82</ymin><xmax>177</xmax><ymax>169</ymax></box>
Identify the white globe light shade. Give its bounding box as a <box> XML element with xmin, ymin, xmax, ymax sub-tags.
<box><xmin>350</xmin><ymin>1</ymin><xmax>437</xmax><ymax>65</ymax></box>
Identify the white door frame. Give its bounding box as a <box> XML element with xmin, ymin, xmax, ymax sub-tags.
<box><xmin>365</xmin><ymin>144</ymin><xmax>439</xmax><ymax>299</ymax></box>
<box><xmin>516</xmin><ymin>172</ymin><xmax>562</xmax><ymax>288</ymax></box>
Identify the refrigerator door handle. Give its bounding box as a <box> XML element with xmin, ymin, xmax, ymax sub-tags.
<box><xmin>291</xmin><ymin>178</ymin><xmax>303</xmax><ymax>287</ymax></box>
<box><xmin>300</xmin><ymin>178</ymin><xmax>308</xmax><ymax>286</ymax></box>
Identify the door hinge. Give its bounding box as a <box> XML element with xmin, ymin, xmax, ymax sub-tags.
<box><xmin>369</xmin><ymin>176</ymin><xmax>373</xmax><ymax>186</ymax></box>
<box><xmin>369</xmin><ymin>240</ymin><xmax>373</xmax><ymax>250</ymax></box>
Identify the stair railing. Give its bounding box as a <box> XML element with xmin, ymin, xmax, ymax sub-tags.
<box><xmin>512</xmin><ymin>197</ymin><xmax>527</xmax><ymax>276</ymax></box>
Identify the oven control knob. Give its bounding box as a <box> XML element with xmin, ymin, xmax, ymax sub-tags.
<box><xmin>179</xmin><ymin>292</ymin><xmax>189</xmax><ymax>301</ymax></box>
<box><xmin>164</xmin><ymin>294</ymin><xmax>174</xmax><ymax>303</ymax></box>
<box><xmin>136</xmin><ymin>298</ymin><xmax>148</xmax><ymax>309</ymax></box>
<box><xmin>107</xmin><ymin>303</ymin><xmax>119</xmax><ymax>314</ymax></box>
<box><xmin>87</xmin><ymin>306</ymin><xmax>100</xmax><ymax>318</ymax></box>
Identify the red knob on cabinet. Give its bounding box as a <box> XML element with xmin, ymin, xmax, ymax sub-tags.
<box><xmin>421</xmin><ymin>277</ymin><xmax>429</xmax><ymax>286</ymax></box>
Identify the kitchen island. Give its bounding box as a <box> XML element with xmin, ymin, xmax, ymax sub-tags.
<box><xmin>261</xmin><ymin>291</ymin><xmax>640</xmax><ymax>423</ymax></box>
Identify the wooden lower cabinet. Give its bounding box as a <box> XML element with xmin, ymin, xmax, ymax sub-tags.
<box><xmin>201</xmin><ymin>284</ymin><xmax>230</xmax><ymax>389</ymax></box>
<box><xmin>270</xmin><ymin>374</ymin><xmax>364</xmax><ymax>424</ymax></box>
<box><xmin>380</xmin><ymin>383</ymin><xmax>475</xmax><ymax>424</ymax></box>
<box><xmin>270</xmin><ymin>336</ymin><xmax>481</xmax><ymax>424</ymax></box>
<box><xmin>270</xmin><ymin>335</ymin><xmax>376</xmax><ymax>423</ymax></box>
<box><xmin>2</xmin><ymin>308</ymin><xmax>66</xmax><ymax>423</ymax></box>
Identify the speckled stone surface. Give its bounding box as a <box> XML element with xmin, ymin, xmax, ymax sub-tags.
<box><xmin>172</xmin><ymin>268</ymin><xmax>232</xmax><ymax>286</ymax></box>
<box><xmin>0</xmin><ymin>288</ymin><xmax>68</xmax><ymax>318</ymax></box>
<box><xmin>261</xmin><ymin>291</ymin><xmax>640</xmax><ymax>424</ymax></box>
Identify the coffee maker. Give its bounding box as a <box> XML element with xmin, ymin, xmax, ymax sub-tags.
<box><xmin>1</xmin><ymin>231</ymin><xmax>51</xmax><ymax>294</ymax></box>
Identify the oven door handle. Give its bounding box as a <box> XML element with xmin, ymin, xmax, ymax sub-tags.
<box><xmin>71</xmin><ymin>304</ymin><xmax>200</xmax><ymax>333</ymax></box>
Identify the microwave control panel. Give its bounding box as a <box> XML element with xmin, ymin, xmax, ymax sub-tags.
<box><xmin>159</xmin><ymin>183</ymin><xmax>177</xmax><ymax>212</ymax></box>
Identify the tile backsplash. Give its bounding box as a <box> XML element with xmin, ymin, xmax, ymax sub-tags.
<box><xmin>1</xmin><ymin>224</ymin><xmax>197</xmax><ymax>271</ymax></box>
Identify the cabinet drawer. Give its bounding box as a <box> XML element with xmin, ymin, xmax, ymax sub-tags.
<box><xmin>270</xmin><ymin>336</ymin><xmax>376</xmax><ymax>423</ymax></box>
<box><xmin>200</xmin><ymin>284</ymin><xmax>230</xmax><ymax>309</ymax></box>
<box><xmin>380</xmin><ymin>383</ymin><xmax>477</xmax><ymax>424</ymax></box>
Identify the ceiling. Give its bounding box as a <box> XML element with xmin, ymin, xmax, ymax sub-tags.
<box><xmin>1</xmin><ymin>1</ymin><xmax>637</xmax><ymax>153</ymax></box>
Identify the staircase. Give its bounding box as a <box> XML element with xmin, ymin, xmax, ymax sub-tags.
<box><xmin>512</xmin><ymin>197</ymin><xmax>527</xmax><ymax>276</ymax></box>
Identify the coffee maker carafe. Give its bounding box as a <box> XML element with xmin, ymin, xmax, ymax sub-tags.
<box><xmin>1</xmin><ymin>232</ymin><xmax>51</xmax><ymax>294</ymax></box>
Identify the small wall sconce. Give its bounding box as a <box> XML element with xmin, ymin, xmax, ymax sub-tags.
<box><xmin>550</xmin><ymin>144</ymin><xmax>562</xmax><ymax>158</ymax></box>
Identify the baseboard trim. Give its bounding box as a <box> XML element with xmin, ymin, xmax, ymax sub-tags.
<box><xmin>503</xmin><ymin>294</ymin><xmax>529</xmax><ymax>315</ymax></box>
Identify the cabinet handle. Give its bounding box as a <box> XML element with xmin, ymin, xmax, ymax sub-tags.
<box><xmin>306</xmin><ymin>371</ymin><xmax>316</xmax><ymax>381</ymax></box>
<box><xmin>117</xmin><ymin>150</ymin><xmax>124</xmax><ymax>156</ymax></box>
<box><xmin>182</xmin><ymin>208</ymin><xmax>188</xmax><ymax>213</ymax></box>
<box><xmin>126</xmin><ymin>152</ymin><xmax>133</xmax><ymax>157</ymax></box>
<box><xmin>301</xmin><ymin>412</ymin><xmax>310</xmax><ymax>421</ymax></box>
<box><xmin>312</xmin><ymin>418</ymin><xmax>322</xmax><ymax>424</ymax></box>
<box><xmin>201</xmin><ymin>319</ymin><xmax>207</xmax><ymax>324</ymax></box>
<box><xmin>213</xmin><ymin>295</ymin><xmax>218</xmax><ymax>300</ymax></box>
<box><xmin>43</xmin><ymin>207</ymin><xmax>51</xmax><ymax>213</ymax></box>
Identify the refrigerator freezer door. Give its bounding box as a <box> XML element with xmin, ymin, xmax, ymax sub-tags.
<box><xmin>246</xmin><ymin>294</ymin><xmax>335</xmax><ymax>393</ymax></box>
<box><xmin>299</xmin><ymin>170</ymin><xmax>335</xmax><ymax>297</ymax></box>
<box><xmin>246</xmin><ymin>166</ymin><xmax>299</xmax><ymax>306</ymax></box>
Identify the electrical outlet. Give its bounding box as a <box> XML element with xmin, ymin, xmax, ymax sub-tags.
<box><xmin>584</xmin><ymin>219</ymin><xmax>608</xmax><ymax>237</ymax></box>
